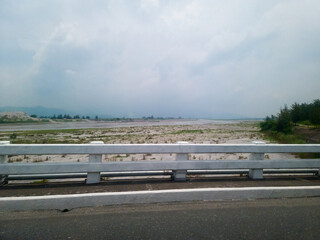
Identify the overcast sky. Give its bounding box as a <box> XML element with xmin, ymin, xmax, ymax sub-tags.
<box><xmin>1</xmin><ymin>0</ymin><xmax>320</xmax><ymax>118</ymax></box>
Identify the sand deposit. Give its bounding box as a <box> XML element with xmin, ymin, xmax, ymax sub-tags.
<box><xmin>1</xmin><ymin>121</ymin><xmax>294</xmax><ymax>164</ymax></box>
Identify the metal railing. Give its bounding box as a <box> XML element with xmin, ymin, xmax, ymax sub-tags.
<box><xmin>1</xmin><ymin>141</ymin><xmax>320</xmax><ymax>184</ymax></box>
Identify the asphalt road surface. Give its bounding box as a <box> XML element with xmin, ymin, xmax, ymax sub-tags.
<box><xmin>1</xmin><ymin>197</ymin><xmax>320</xmax><ymax>240</ymax></box>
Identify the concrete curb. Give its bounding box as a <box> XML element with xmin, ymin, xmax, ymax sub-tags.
<box><xmin>1</xmin><ymin>186</ymin><xmax>320</xmax><ymax>212</ymax></box>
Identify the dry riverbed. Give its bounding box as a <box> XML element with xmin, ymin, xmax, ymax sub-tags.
<box><xmin>0</xmin><ymin>121</ymin><xmax>294</xmax><ymax>164</ymax></box>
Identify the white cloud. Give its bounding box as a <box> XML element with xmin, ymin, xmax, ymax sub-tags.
<box><xmin>1</xmin><ymin>0</ymin><xmax>320</xmax><ymax>117</ymax></box>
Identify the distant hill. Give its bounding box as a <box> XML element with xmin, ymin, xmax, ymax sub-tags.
<box><xmin>0</xmin><ymin>106</ymin><xmax>114</xmax><ymax>119</ymax></box>
<box><xmin>0</xmin><ymin>112</ymin><xmax>39</xmax><ymax>123</ymax></box>
<box><xmin>0</xmin><ymin>106</ymin><xmax>76</xmax><ymax>117</ymax></box>
<box><xmin>210</xmin><ymin>112</ymin><xmax>247</xmax><ymax>120</ymax></box>
<box><xmin>199</xmin><ymin>112</ymin><xmax>258</xmax><ymax>120</ymax></box>
<box><xmin>0</xmin><ymin>106</ymin><xmax>258</xmax><ymax>120</ymax></box>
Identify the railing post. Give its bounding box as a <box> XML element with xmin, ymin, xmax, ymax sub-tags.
<box><xmin>0</xmin><ymin>141</ymin><xmax>10</xmax><ymax>184</ymax></box>
<box><xmin>249</xmin><ymin>141</ymin><xmax>265</xmax><ymax>180</ymax></box>
<box><xmin>86</xmin><ymin>141</ymin><xmax>104</xmax><ymax>184</ymax></box>
<box><xmin>173</xmin><ymin>141</ymin><xmax>188</xmax><ymax>182</ymax></box>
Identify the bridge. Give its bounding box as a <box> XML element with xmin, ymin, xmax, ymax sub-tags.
<box><xmin>1</xmin><ymin>141</ymin><xmax>320</xmax><ymax>183</ymax></box>
<box><xmin>1</xmin><ymin>141</ymin><xmax>320</xmax><ymax>211</ymax></box>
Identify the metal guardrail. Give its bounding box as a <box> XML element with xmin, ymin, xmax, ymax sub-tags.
<box><xmin>1</xmin><ymin>141</ymin><xmax>320</xmax><ymax>184</ymax></box>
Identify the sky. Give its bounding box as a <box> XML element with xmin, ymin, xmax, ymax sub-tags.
<box><xmin>1</xmin><ymin>0</ymin><xmax>320</xmax><ymax>118</ymax></box>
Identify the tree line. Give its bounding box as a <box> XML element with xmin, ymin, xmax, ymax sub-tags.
<box><xmin>31</xmin><ymin>114</ymin><xmax>94</xmax><ymax>120</ymax></box>
<box><xmin>260</xmin><ymin>99</ymin><xmax>320</xmax><ymax>133</ymax></box>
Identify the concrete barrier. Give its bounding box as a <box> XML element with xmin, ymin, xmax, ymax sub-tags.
<box><xmin>1</xmin><ymin>186</ymin><xmax>320</xmax><ymax>212</ymax></box>
<box><xmin>1</xmin><ymin>141</ymin><xmax>320</xmax><ymax>183</ymax></box>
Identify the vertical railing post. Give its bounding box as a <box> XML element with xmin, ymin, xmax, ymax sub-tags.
<box><xmin>249</xmin><ymin>141</ymin><xmax>265</xmax><ymax>180</ymax></box>
<box><xmin>172</xmin><ymin>141</ymin><xmax>188</xmax><ymax>182</ymax></box>
<box><xmin>0</xmin><ymin>141</ymin><xmax>10</xmax><ymax>185</ymax></box>
<box><xmin>86</xmin><ymin>141</ymin><xmax>104</xmax><ymax>184</ymax></box>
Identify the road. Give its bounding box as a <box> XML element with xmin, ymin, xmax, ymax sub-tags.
<box><xmin>1</xmin><ymin>197</ymin><xmax>320</xmax><ymax>240</ymax></box>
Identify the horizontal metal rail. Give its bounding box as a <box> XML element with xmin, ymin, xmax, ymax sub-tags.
<box><xmin>1</xmin><ymin>142</ymin><xmax>320</xmax><ymax>183</ymax></box>
<box><xmin>1</xmin><ymin>160</ymin><xmax>320</xmax><ymax>175</ymax></box>
<box><xmin>7</xmin><ymin>169</ymin><xmax>319</xmax><ymax>181</ymax></box>
<box><xmin>1</xmin><ymin>143</ymin><xmax>320</xmax><ymax>155</ymax></box>
<box><xmin>7</xmin><ymin>171</ymin><xmax>172</xmax><ymax>180</ymax></box>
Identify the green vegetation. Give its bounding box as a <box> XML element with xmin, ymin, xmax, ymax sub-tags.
<box><xmin>263</xmin><ymin>131</ymin><xmax>306</xmax><ymax>144</ymax></box>
<box><xmin>260</xmin><ymin>99</ymin><xmax>320</xmax><ymax>158</ymax></box>
<box><xmin>260</xmin><ymin>99</ymin><xmax>320</xmax><ymax>134</ymax></box>
<box><xmin>10</xmin><ymin>133</ymin><xmax>17</xmax><ymax>139</ymax></box>
<box><xmin>262</xmin><ymin>131</ymin><xmax>320</xmax><ymax>159</ymax></box>
<box><xmin>172</xmin><ymin>129</ymin><xmax>205</xmax><ymax>134</ymax></box>
<box><xmin>32</xmin><ymin>179</ymin><xmax>49</xmax><ymax>184</ymax></box>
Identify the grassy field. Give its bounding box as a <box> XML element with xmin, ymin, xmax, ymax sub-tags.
<box><xmin>262</xmin><ymin>125</ymin><xmax>320</xmax><ymax>158</ymax></box>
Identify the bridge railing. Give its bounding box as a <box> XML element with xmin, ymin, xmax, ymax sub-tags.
<box><xmin>1</xmin><ymin>141</ymin><xmax>320</xmax><ymax>184</ymax></box>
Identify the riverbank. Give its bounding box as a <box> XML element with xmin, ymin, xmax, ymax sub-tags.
<box><xmin>1</xmin><ymin>120</ymin><xmax>296</xmax><ymax>165</ymax></box>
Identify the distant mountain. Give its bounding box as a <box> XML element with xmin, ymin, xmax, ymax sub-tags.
<box><xmin>0</xmin><ymin>106</ymin><xmax>77</xmax><ymax>117</ymax></box>
<box><xmin>0</xmin><ymin>106</ymin><xmax>259</xmax><ymax>120</ymax></box>
<box><xmin>0</xmin><ymin>106</ymin><xmax>114</xmax><ymax>119</ymax></box>
<box><xmin>211</xmin><ymin>113</ymin><xmax>246</xmax><ymax>120</ymax></box>
<box><xmin>194</xmin><ymin>112</ymin><xmax>255</xmax><ymax>120</ymax></box>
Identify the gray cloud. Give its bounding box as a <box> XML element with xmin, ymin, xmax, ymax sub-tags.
<box><xmin>1</xmin><ymin>0</ymin><xmax>320</xmax><ymax>118</ymax></box>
